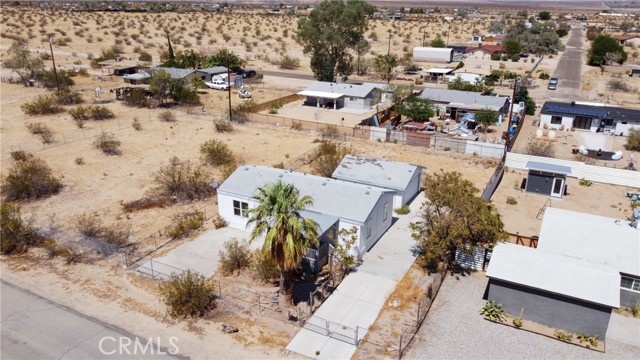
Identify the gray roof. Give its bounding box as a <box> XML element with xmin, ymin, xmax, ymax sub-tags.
<box><xmin>418</xmin><ymin>88</ymin><xmax>509</xmax><ymax>112</ymax></box>
<box><xmin>525</xmin><ymin>161</ymin><xmax>572</xmax><ymax>175</ymax></box>
<box><xmin>305</xmin><ymin>81</ymin><xmax>377</xmax><ymax>98</ymax></box>
<box><xmin>150</xmin><ymin>67</ymin><xmax>196</xmax><ymax>79</ymax></box>
<box><xmin>538</xmin><ymin>208</ymin><xmax>640</xmax><ymax>277</ymax></box>
<box><xmin>299</xmin><ymin>210</ymin><xmax>339</xmax><ymax>234</ymax></box>
<box><xmin>196</xmin><ymin>66</ymin><xmax>228</xmax><ymax>75</ymax></box>
<box><xmin>487</xmin><ymin>243</ymin><xmax>620</xmax><ymax>308</ymax></box>
<box><xmin>218</xmin><ymin>166</ymin><xmax>391</xmax><ymax>224</ymax></box>
<box><xmin>332</xmin><ymin>155</ymin><xmax>422</xmax><ymax>191</ymax></box>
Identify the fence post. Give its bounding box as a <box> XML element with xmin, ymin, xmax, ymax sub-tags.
<box><xmin>416</xmin><ymin>300</ymin><xmax>421</xmax><ymax>329</ymax></box>
<box><xmin>325</xmin><ymin>319</ymin><xmax>330</xmax><ymax>336</ymax></box>
<box><xmin>258</xmin><ymin>294</ymin><xmax>262</xmax><ymax>313</ymax></box>
<box><xmin>150</xmin><ymin>258</ymin><xmax>155</xmax><ymax>278</ymax></box>
<box><xmin>355</xmin><ymin>326</ymin><xmax>359</xmax><ymax>345</ymax></box>
<box><xmin>398</xmin><ymin>330</ymin><xmax>403</xmax><ymax>360</ymax></box>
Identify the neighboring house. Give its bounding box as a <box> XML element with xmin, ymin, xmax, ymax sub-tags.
<box><xmin>217</xmin><ymin>165</ymin><xmax>394</xmax><ymax>260</ymax></box>
<box><xmin>447</xmin><ymin>71</ymin><xmax>485</xmax><ymax>84</ymax></box>
<box><xmin>195</xmin><ymin>66</ymin><xmax>228</xmax><ymax>82</ymax></box>
<box><xmin>413</xmin><ymin>47</ymin><xmax>454</xmax><ymax>63</ymax></box>
<box><xmin>630</xmin><ymin>65</ymin><xmax>640</xmax><ymax>78</ymax></box>
<box><xmin>523</xmin><ymin>161</ymin><xmax>571</xmax><ymax>198</ymax></box>
<box><xmin>149</xmin><ymin>67</ymin><xmax>197</xmax><ymax>82</ymax></box>
<box><xmin>97</xmin><ymin>59</ymin><xmax>139</xmax><ymax>76</ymax></box>
<box><xmin>465</xmin><ymin>44</ymin><xmax>504</xmax><ymax>57</ymax></box>
<box><xmin>297</xmin><ymin>81</ymin><xmax>389</xmax><ymax>112</ymax></box>
<box><xmin>123</xmin><ymin>72</ymin><xmax>151</xmax><ymax>85</ymax></box>
<box><xmin>536</xmin><ymin>208</ymin><xmax>640</xmax><ymax>308</ymax></box>
<box><xmin>486</xmin><ymin>243</ymin><xmax>619</xmax><ymax>339</ymax></box>
<box><xmin>332</xmin><ymin>155</ymin><xmax>423</xmax><ymax>208</ymax></box>
<box><xmin>418</xmin><ymin>88</ymin><xmax>511</xmax><ymax>119</ymax></box>
<box><xmin>447</xmin><ymin>45</ymin><xmax>468</xmax><ymax>56</ymax></box>
<box><xmin>424</xmin><ymin>67</ymin><xmax>454</xmax><ymax>82</ymax></box>
<box><xmin>539</xmin><ymin>101</ymin><xmax>640</xmax><ymax>136</ymax></box>
<box><xmin>614</xmin><ymin>34</ymin><xmax>640</xmax><ymax>46</ymax></box>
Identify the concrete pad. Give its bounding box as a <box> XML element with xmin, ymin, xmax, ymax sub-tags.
<box><xmin>334</xmin><ymin>272</ymin><xmax>375</xmax><ymax>299</ymax></box>
<box><xmin>317</xmin><ymin>338</ymin><xmax>357</xmax><ymax>360</ymax></box>
<box><xmin>340</xmin><ymin>300</ymin><xmax>382</xmax><ymax>329</ymax></box>
<box><xmin>286</xmin><ymin>328</ymin><xmax>329</xmax><ymax>358</ymax></box>
<box><xmin>137</xmin><ymin>227</ymin><xmax>262</xmax><ymax>279</ymax></box>
<box><xmin>606</xmin><ymin>313</ymin><xmax>640</xmax><ymax>347</ymax></box>
<box><xmin>314</xmin><ymin>294</ymin><xmax>357</xmax><ymax>323</ymax></box>
<box><xmin>358</xmin><ymin>277</ymin><xmax>398</xmax><ymax>306</ymax></box>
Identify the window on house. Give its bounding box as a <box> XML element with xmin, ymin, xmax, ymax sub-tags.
<box><xmin>621</xmin><ymin>276</ymin><xmax>640</xmax><ymax>292</ymax></box>
<box><xmin>550</xmin><ymin>116</ymin><xmax>562</xmax><ymax>125</ymax></box>
<box><xmin>233</xmin><ymin>200</ymin><xmax>249</xmax><ymax>217</ymax></box>
<box><xmin>384</xmin><ymin>203</ymin><xmax>389</xmax><ymax>221</ymax></box>
<box><xmin>366</xmin><ymin>220</ymin><xmax>372</xmax><ymax>238</ymax></box>
<box><xmin>349</xmin><ymin>96</ymin><xmax>356</xmax><ymax>102</ymax></box>
<box><xmin>621</xmin><ymin>122</ymin><xmax>628</xmax><ymax>125</ymax></box>
<box><xmin>604</xmin><ymin>119</ymin><xmax>614</xmax><ymax>126</ymax></box>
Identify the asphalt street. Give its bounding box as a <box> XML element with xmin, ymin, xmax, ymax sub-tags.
<box><xmin>1</xmin><ymin>281</ymin><xmax>179</xmax><ymax>360</ymax></box>
<box><xmin>554</xmin><ymin>27</ymin><xmax>584</xmax><ymax>92</ymax></box>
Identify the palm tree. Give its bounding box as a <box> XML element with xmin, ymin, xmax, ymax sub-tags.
<box><xmin>246</xmin><ymin>181</ymin><xmax>319</xmax><ymax>298</ymax></box>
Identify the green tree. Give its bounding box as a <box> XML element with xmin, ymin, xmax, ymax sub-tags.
<box><xmin>4</xmin><ymin>41</ymin><xmax>45</xmax><ymax>83</ymax></box>
<box><xmin>373</xmin><ymin>54</ymin><xmax>398</xmax><ymax>83</ymax></box>
<box><xmin>206</xmin><ymin>48</ymin><xmax>244</xmax><ymax>69</ymax></box>
<box><xmin>165</xmin><ymin>33</ymin><xmax>175</xmax><ymax>67</ymax></box>
<box><xmin>296</xmin><ymin>0</ymin><xmax>375</xmax><ymax>81</ymax></box>
<box><xmin>514</xmin><ymin>85</ymin><xmax>536</xmax><ymax>115</ymax></box>
<box><xmin>474</xmin><ymin>109</ymin><xmax>499</xmax><ymax>132</ymax></box>
<box><xmin>538</xmin><ymin>11</ymin><xmax>551</xmax><ymax>21</ymax></box>
<box><xmin>410</xmin><ymin>171</ymin><xmax>507</xmax><ymax>271</ymax></box>
<box><xmin>588</xmin><ymin>35</ymin><xmax>628</xmax><ymax>66</ymax></box>
<box><xmin>626</xmin><ymin>129</ymin><xmax>640</xmax><ymax>151</ymax></box>
<box><xmin>246</xmin><ymin>181</ymin><xmax>320</xmax><ymax>298</ymax></box>
<box><xmin>149</xmin><ymin>69</ymin><xmax>172</xmax><ymax>105</ymax></box>
<box><xmin>503</xmin><ymin>37</ymin><xmax>523</xmax><ymax>55</ymax></box>
<box><xmin>430</xmin><ymin>38</ymin><xmax>445</xmax><ymax>48</ymax></box>
<box><xmin>397</xmin><ymin>98</ymin><xmax>434</xmax><ymax>122</ymax></box>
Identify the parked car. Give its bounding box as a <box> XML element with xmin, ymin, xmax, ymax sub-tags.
<box><xmin>548</xmin><ymin>76</ymin><xmax>558</xmax><ymax>90</ymax></box>
<box><xmin>234</xmin><ymin>69</ymin><xmax>256</xmax><ymax>78</ymax></box>
<box><xmin>205</xmin><ymin>80</ymin><xmax>230</xmax><ymax>90</ymax></box>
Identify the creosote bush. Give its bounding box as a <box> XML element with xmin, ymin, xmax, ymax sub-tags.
<box><xmin>394</xmin><ymin>204</ymin><xmax>410</xmax><ymax>215</ymax></box>
<box><xmin>26</xmin><ymin>122</ymin><xmax>55</xmax><ymax>144</ymax></box>
<box><xmin>1</xmin><ymin>155</ymin><xmax>63</xmax><ymax>201</ymax></box>
<box><xmin>75</xmin><ymin>212</ymin><xmax>131</xmax><ymax>256</ymax></box>
<box><xmin>54</xmin><ymin>89</ymin><xmax>84</xmax><ymax>105</ymax></box>
<box><xmin>200</xmin><ymin>139</ymin><xmax>235</xmax><ymax>167</ymax></box>
<box><xmin>214</xmin><ymin>119</ymin><xmax>233</xmax><ymax>133</ymax></box>
<box><xmin>161</xmin><ymin>270</ymin><xmax>216</xmax><ymax>319</ymax></box>
<box><xmin>1</xmin><ymin>202</ymin><xmax>45</xmax><ymax>255</ymax></box>
<box><xmin>158</xmin><ymin>110</ymin><xmax>177</xmax><ymax>122</ymax></box>
<box><xmin>311</xmin><ymin>141</ymin><xmax>354</xmax><ymax>178</ymax></box>
<box><xmin>69</xmin><ymin>105</ymin><xmax>115</xmax><ymax>121</ymax></box>
<box><xmin>132</xmin><ymin>117</ymin><xmax>143</xmax><ymax>131</ymax></box>
<box><xmin>626</xmin><ymin>129</ymin><xmax>640</xmax><ymax>151</ymax></box>
<box><xmin>167</xmin><ymin>211</ymin><xmax>205</xmax><ymax>240</ymax></box>
<box><xmin>153</xmin><ymin>156</ymin><xmax>215</xmax><ymax>201</ymax></box>
<box><xmin>20</xmin><ymin>94</ymin><xmax>63</xmax><ymax>115</ymax></box>
<box><xmin>218</xmin><ymin>239</ymin><xmax>252</xmax><ymax>276</ymax></box>
<box><xmin>253</xmin><ymin>248</ymin><xmax>279</xmax><ymax>283</ymax></box>
<box><xmin>93</xmin><ymin>131</ymin><xmax>121</xmax><ymax>155</ymax></box>
<box><xmin>525</xmin><ymin>140</ymin><xmax>555</xmax><ymax>158</ymax></box>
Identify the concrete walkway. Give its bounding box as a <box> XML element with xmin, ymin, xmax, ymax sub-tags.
<box><xmin>606</xmin><ymin>312</ymin><xmax>640</xmax><ymax>347</ymax></box>
<box><xmin>286</xmin><ymin>192</ymin><xmax>425</xmax><ymax>359</ymax></box>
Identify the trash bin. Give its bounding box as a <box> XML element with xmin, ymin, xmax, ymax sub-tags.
<box><xmin>28</xmin><ymin>79</ymin><xmax>35</xmax><ymax>87</ymax></box>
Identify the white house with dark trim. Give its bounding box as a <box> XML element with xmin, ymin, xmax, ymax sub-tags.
<box><xmin>195</xmin><ymin>66</ymin><xmax>228</xmax><ymax>82</ymax></box>
<box><xmin>332</xmin><ymin>155</ymin><xmax>423</xmax><ymax>208</ymax></box>
<box><xmin>298</xmin><ymin>81</ymin><xmax>390</xmax><ymax>112</ymax></box>
<box><xmin>418</xmin><ymin>88</ymin><xmax>511</xmax><ymax>119</ymax></box>
<box><xmin>539</xmin><ymin>101</ymin><xmax>640</xmax><ymax>136</ymax></box>
<box><xmin>217</xmin><ymin>165</ymin><xmax>394</xmax><ymax>259</ymax></box>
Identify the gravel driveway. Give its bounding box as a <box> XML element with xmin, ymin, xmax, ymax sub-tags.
<box><xmin>403</xmin><ymin>272</ymin><xmax>640</xmax><ymax>359</ymax></box>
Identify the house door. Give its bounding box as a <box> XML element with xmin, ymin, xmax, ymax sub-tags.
<box><xmin>572</xmin><ymin>116</ymin><xmax>591</xmax><ymax>130</ymax></box>
<box><xmin>551</xmin><ymin>177</ymin><xmax>564</xmax><ymax>198</ymax></box>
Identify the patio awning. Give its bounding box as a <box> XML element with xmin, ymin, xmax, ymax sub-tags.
<box><xmin>426</xmin><ymin>68</ymin><xmax>453</xmax><ymax>74</ymax></box>
<box><xmin>297</xmin><ymin>90</ymin><xmax>343</xmax><ymax>99</ymax></box>
<box><xmin>525</xmin><ymin>161</ymin><xmax>572</xmax><ymax>175</ymax></box>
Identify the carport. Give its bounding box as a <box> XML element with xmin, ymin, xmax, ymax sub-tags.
<box><xmin>297</xmin><ymin>90</ymin><xmax>344</xmax><ymax>110</ymax></box>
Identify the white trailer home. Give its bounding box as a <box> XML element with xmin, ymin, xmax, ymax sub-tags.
<box><xmin>412</xmin><ymin>47</ymin><xmax>454</xmax><ymax>63</ymax></box>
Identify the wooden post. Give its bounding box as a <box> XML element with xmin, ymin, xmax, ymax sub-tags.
<box><xmin>398</xmin><ymin>331</ymin><xmax>403</xmax><ymax>360</ymax></box>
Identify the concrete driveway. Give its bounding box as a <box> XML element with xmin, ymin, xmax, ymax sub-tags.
<box><xmin>1</xmin><ymin>281</ymin><xmax>179</xmax><ymax>359</ymax></box>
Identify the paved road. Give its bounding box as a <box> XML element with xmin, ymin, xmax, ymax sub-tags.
<box><xmin>555</xmin><ymin>27</ymin><xmax>585</xmax><ymax>92</ymax></box>
<box><xmin>1</xmin><ymin>281</ymin><xmax>179</xmax><ymax>360</ymax></box>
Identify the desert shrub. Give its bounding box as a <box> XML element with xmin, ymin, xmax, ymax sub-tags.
<box><xmin>632</xmin><ymin>300</ymin><xmax>640</xmax><ymax>318</ymax></box>
<box><xmin>21</xmin><ymin>94</ymin><xmax>63</xmax><ymax>115</ymax></box>
<box><xmin>394</xmin><ymin>204</ymin><xmax>410</xmax><ymax>215</ymax></box>
<box><xmin>218</xmin><ymin>239</ymin><xmax>252</xmax><ymax>276</ymax></box>
<box><xmin>93</xmin><ymin>131</ymin><xmax>121</xmax><ymax>155</ymax></box>
<box><xmin>268</xmin><ymin>102</ymin><xmax>282</xmax><ymax>114</ymax></box>
<box><xmin>512</xmin><ymin>316</ymin><xmax>523</xmax><ymax>328</ymax></box>
<box><xmin>75</xmin><ymin>212</ymin><xmax>131</xmax><ymax>255</ymax></box>
<box><xmin>124</xmin><ymin>89</ymin><xmax>150</xmax><ymax>107</ymax></box>
<box><xmin>10</xmin><ymin>150</ymin><xmax>33</xmax><ymax>162</ymax></box>
<box><xmin>538</xmin><ymin>72</ymin><xmax>550</xmax><ymax>80</ymax></box>
<box><xmin>510</xmin><ymin>54</ymin><xmax>520</xmax><ymax>62</ymax></box>
<box><xmin>626</xmin><ymin>129</ymin><xmax>640</xmax><ymax>151</ymax></box>
<box><xmin>25</xmin><ymin>122</ymin><xmax>55</xmax><ymax>144</ymax></box>
<box><xmin>55</xmin><ymin>89</ymin><xmax>84</xmax><ymax>105</ymax></box>
<box><xmin>577</xmin><ymin>333</ymin><xmax>599</xmax><ymax>348</ymax></box>
<box><xmin>1</xmin><ymin>156</ymin><xmax>63</xmax><ymax>201</ymax></box>
<box><xmin>214</xmin><ymin>119</ymin><xmax>233</xmax><ymax>133</ymax></box>
<box><xmin>272</xmin><ymin>162</ymin><xmax>285</xmax><ymax>169</ymax></box>
<box><xmin>506</xmin><ymin>196</ymin><xmax>518</xmax><ymax>205</ymax></box>
<box><xmin>75</xmin><ymin>212</ymin><xmax>103</xmax><ymax>238</ymax></box>
<box><xmin>69</xmin><ymin>105</ymin><xmax>115</xmax><ymax>121</ymax></box>
<box><xmin>555</xmin><ymin>330</ymin><xmax>573</xmax><ymax>341</ymax></box>
<box><xmin>608</xmin><ymin>79</ymin><xmax>631</xmax><ymax>92</ymax></box>
<box><xmin>231</xmin><ymin>100</ymin><xmax>256</xmax><ymax>122</ymax></box>
<box><xmin>167</xmin><ymin>211</ymin><xmax>205</xmax><ymax>240</ymax></box>
<box><xmin>291</xmin><ymin>121</ymin><xmax>303</xmax><ymax>131</ymax></box>
<box><xmin>132</xmin><ymin>117</ymin><xmax>143</xmax><ymax>131</ymax></box>
<box><xmin>525</xmin><ymin>140</ymin><xmax>555</xmax><ymax>158</ymax></box>
<box><xmin>74</xmin><ymin>118</ymin><xmax>86</xmax><ymax>128</ymax></box>
<box><xmin>1</xmin><ymin>202</ymin><xmax>44</xmax><ymax>255</ymax></box>
<box><xmin>161</xmin><ymin>270</ymin><xmax>216</xmax><ymax>319</ymax></box>
<box><xmin>320</xmin><ymin>124</ymin><xmax>340</xmax><ymax>139</ymax></box>
<box><xmin>480</xmin><ymin>300</ymin><xmax>505</xmax><ymax>322</ymax></box>
<box><xmin>253</xmin><ymin>248</ymin><xmax>279</xmax><ymax>283</ymax></box>
<box><xmin>220</xmin><ymin>162</ymin><xmax>238</xmax><ymax>181</ymax></box>
<box><xmin>578</xmin><ymin>178</ymin><xmax>593</xmax><ymax>187</ymax></box>
<box><xmin>139</xmin><ymin>51</ymin><xmax>152</xmax><ymax>62</ymax></box>
<box><xmin>122</xmin><ymin>196</ymin><xmax>175</xmax><ymax>212</ymax></box>
<box><xmin>200</xmin><ymin>139</ymin><xmax>235</xmax><ymax>167</ymax></box>
<box><xmin>153</xmin><ymin>156</ymin><xmax>215</xmax><ymax>200</ymax></box>
<box><xmin>75</xmin><ymin>157</ymin><xmax>85</xmax><ymax>165</ymax></box>
<box><xmin>311</xmin><ymin>141</ymin><xmax>353</xmax><ymax>178</ymax></box>
<box><xmin>279</xmin><ymin>55</ymin><xmax>300</xmax><ymax>69</ymax></box>
<box><xmin>212</xmin><ymin>215</ymin><xmax>228</xmax><ymax>229</ymax></box>
<box><xmin>158</xmin><ymin>110</ymin><xmax>177</xmax><ymax>122</ymax></box>
<box><xmin>491</xmin><ymin>52</ymin><xmax>501</xmax><ymax>61</ymax></box>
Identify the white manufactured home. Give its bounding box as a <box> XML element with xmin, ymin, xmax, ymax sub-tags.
<box><xmin>539</xmin><ymin>101</ymin><xmax>640</xmax><ymax>136</ymax></box>
<box><xmin>332</xmin><ymin>155</ymin><xmax>423</xmax><ymax>208</ymax></box>
<box><xmin>217</xmin><ymin>166</ymin><xmax>394</xmax><ymax>258</ymax></box>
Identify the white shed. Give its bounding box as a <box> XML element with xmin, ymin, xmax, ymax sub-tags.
<box><xmin>412</xmin><ymin>47</ymin><xmax>454</xmax><ymax>63</ymax></box>
<box><xmin>332</xmin><ymin>155</ymin><xmax>423</xmax><ymax>208</ymax></box>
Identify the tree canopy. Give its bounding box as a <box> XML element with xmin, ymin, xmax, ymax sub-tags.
<box><xmin>514</xmin><ymin>85</ymin><xmax>536</xmax><ymax>115</ymax></box>
<box><xmin>5</xmin><ymin>41</ymin><xmax>45</xmax><ymax>83</ymax></box>
<box><xmin>297</xmin><ymin>0</ymin><xmax>375</xmax><ymax>81</ymax></box>
<box><xmin>538</xmin><ymin>11</ymin><xmax>551</xmax><ymax>21</ymax></box>
<box><xmin>397</xmin><ymin>98</ymin><xmax>434</xmax><ymax>122</ymax></box>
<box><xmin>504</xmin><ymin>19</ymin><xmax>564</xmax><ymax>54</ymax></box>
<box><xmin>373</xmin><ymin>54</ymin><xmax>398</xmax><ymax>83</ymax></box>
<box><xmin>206</xmin><ymin>48</ymin><xmax>245</xmax><ymax>69</ymax></box>
<box><xmin>474</xmin><ymin>109</ymin><xmax>499</xmax><ymax>132</ymax></box>
<box><xmin>588</xmin><ymin>35</ymin><xmax>627</xmax><ymax>66</ymax></box>
<box><xmin>149</xmin><ymin>70</ymin><xmax>200</xmax><ymax>105</ymax></box>
<box><xmin>410</xmin><ymin>171</ymin><xmax>507</xmax><ymax>271</ymax></box>
<box><xmin>246</xmin><ymin>181</ymin><xmax>319</xmax><ymax>297</ymax></box>
<box><xmin>430</xmin><ymin>38</ymin><xmax>446</xmax><ymax>48</ymax></box>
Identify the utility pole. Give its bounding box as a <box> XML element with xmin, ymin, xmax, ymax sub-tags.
<box><xmin>422</xmin><ymin>32</ymin><xmax>426</xmax><ymax>47</ymax></box>
<box><xmin>446</xmin><ymin>20</ymin><xmax>452</xmax><ymax>47</ymax></box>
<box><xmin>49</xmin><ymin>36</ymin><xmax>60</xmax><ymax>93</ymax></box>
<box><xmin>508</xmin><ymin>76</ymin><xmax>520</xmax><ymax>128</ymax></box>
<box><xmin>387</xmin><ymin>31</ymin><xmax>392</xmax><ymax>84</ymax></box>
<box><xmin>387</xmin><ymin>30</ymin><xmax>392</xmax><ymax>56</ymax></box>
<box><xmin>227</xmin><ymin>55</ymin><xmax>232</xmax><ymax>122</ymax></box>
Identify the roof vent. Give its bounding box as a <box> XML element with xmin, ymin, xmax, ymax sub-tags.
<box><xmin>365</xmin><ymin>191</ymin><xmax>370</xmax><ymax>195</ymax></box>
<box><xmin>322</xmin><ymin>182</ymin><xmax>327</xmax><ymax>186</ymax></box>
<box><xmin>278</xmin><ymin>174</ymin><xmax>283</xmax><ymax>178</ymax></box>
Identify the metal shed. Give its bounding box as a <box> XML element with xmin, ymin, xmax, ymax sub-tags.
<box><xmin>412</xmin><ymin>47</ymin><xmax>454</xmax><ymax>63</ymax></box>
<box><xmin>524</xmin><ymin>161</ymin><xmax>571</xmax><ymax>198</ymax></box>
